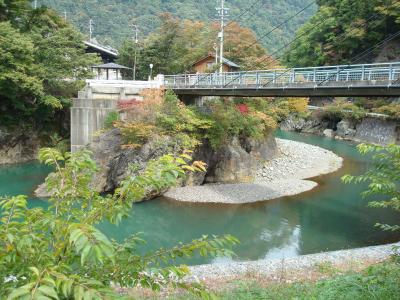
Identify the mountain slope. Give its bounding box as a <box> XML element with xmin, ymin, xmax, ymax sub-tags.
<box><xmin>40</xmin><ymin>0</ymin><xmax>316</xmax><ymax>53</ymax></box>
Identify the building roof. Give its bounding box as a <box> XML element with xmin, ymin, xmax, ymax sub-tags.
<box><xmin>84</xmin><ymin>40</ymin><xmax>118</xmax><ymax>58</ymax></box>
<box><xmin>192</xmin><ymin>54</ymin><xmax>240</xmax><ymax>69</ymax></box>
<box><xmin>92</xmin><ymin>62</ymin><xmax>132</xmax><ymax>70</ymax></box>
<box><xmin>221</xmin><ymin>57</ymin><xmax>240</xmax><ymax>68</ymax></box>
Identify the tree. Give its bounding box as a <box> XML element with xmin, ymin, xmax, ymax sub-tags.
<box><xmin>118</xmin><ymin>14</ymin><xmax>276</xmax><ymax>78</ymax></box>
<box><xmin>342</xmin><ymin>144</ymin><xmax>400</xmax><ymax>232</ymax></box>
<box><xmin>0</xmin><ymin>3</ymin><xmax>100</xmax><ymax>127</ymax></box>
<box><xmin>0</xmin><ymin>22</ymin><xmax>44</xmax><ymax>125</ymax></box>
<box><xmin>0</xmin><ymin>148</ymin><xmax>238</xmax><ymax>298</ymax></box>
<box><xmin>0</xmin><ymin>0</ymin><xmax>30</xmax><ymax>23</ymax></box>
<box><xmin>284</xmin><ymin>0</ymin><xmax>400</xmax><ymax>67</ymax></box>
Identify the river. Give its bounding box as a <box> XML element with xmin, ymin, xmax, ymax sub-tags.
<box><xmin>0</xmin><ymin>131</ymin><xmax>399</xmax><ymax>265</ymax></box>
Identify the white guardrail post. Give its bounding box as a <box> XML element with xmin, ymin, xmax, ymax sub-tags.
<box><xmin>389</xmin><ymin>64</ymin><xmax>393</xmax><ymax>81</ymax></box>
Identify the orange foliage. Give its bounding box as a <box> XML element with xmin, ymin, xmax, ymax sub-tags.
<box><xmin>122</xmin><ymin>88</ymin><xmax>165</xmax><ymax>123</ymax></box>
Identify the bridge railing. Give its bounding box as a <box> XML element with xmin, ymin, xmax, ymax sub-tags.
<box><xmin>164</xmin><ymin>62</ymin><xmax>400</xmax><ymax>89</ymax></box>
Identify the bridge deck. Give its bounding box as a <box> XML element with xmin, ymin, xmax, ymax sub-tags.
<box><xmin>164</xmin><ymin>62</ymin><xmax>400</xmax><ymax>97</ymax></box>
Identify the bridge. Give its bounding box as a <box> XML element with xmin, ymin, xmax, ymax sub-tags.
<box><xmin>164</xmin><ymin>62</ymin><xmax>400</xmax><ymax>97</ymax></box>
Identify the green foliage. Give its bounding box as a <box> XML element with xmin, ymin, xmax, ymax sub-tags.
<box><xmin>118</xmin><ymin>90</ymin><xmax>213</xmax><ymax>150</ymax></box>
<box><xmin>315</xmin><ymin>100</ymin><xmax>366</xmax><ymax>122</ymax></box>
<box><xmin>204</xmin><ymin>100</ymin><xmax>277</xmax><ymax>149</ymax></box>
<box><xmin>41</xmin><ymin>0</ymin><xmax>316</xmax><ymax>54</ymax></box>
<box><xmin>103</xmin><ymin>110</ymin><xmax>120</xmax><ymax>129</ymax></box>
<box><xmin>117</xmin><ymin>122</ymin><xmax>156</xmax><ymax>149</ymax></box>
<box><xmin>212</xmin><ymin>260</ymin><xmax>400</xmax><ymax>300</ymax></box>
<box><xmin>117</xmin><ymin>14</ymin><xmax>276</xmax><ymax>78</ymax></box>
<box><xmin>284</xmin><ymin>0</ymin><xmax>400</xmax><ymax>66</ymax></box>
<box><xmin>0</xmin><ymin>148</ymin><xmax>238</xmax><ymax>299</ymax></box>
<box><xmin>342</xmin><ymin>143</ymin><xmax>400</xmax><ymax>232</ymax></box>
<box><xmin>373</xmin><ymin>103</ymin><xmax>400</xmax><ymax>120</ymax></box>
<box><xmin>0</xmin><ymin>1</ymin><xmax>100</xmax><ymax>127</ymax></box>
<box><xmin>118</xmin><ymin>92</ymin><xmax>307</xmax><ymax>151</ymax></box>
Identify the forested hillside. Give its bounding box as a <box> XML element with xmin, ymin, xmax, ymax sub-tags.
<box><xmin>284</xmin><ymin>0</ymin><xmax>400</xmax><ymax>67</ymax></box>
<box><xmin>39</xmin><ymin>0</ymin><xmax>316</xmax><ymax>52</ymax></box>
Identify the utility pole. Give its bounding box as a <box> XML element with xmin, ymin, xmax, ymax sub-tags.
<box><xmin>213</xmin><ymin>42</ymin><xmax>218</xmax><ymax>67</ymax></box>
<box><xmin>216</xmin><ymin>0</ymin><xmax>229</xmax><ymax>73</ymax></box>
<box><xmin>89</xmin><ymin>19</ymin><xmax>94</xmax><ymax>42</ymax></box>
<box><xmin>132</xmin><ymin>25</ymin><xmax>139</xmax><ymax>81</ymax></box>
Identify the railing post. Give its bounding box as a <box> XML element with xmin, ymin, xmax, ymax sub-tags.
<box><xmin>313</xmin><ymin>68</ymin><xmax>316</xmax><ymax>82</ymax></box>
<box><xmin>361</xmin><ymin>65</ymin><xmax>365</xmax><ymax>81</ymax></box>
<box><xmin>336</xmin><ymin>67</ymin><xmax>340</xmax><ymax>81</ymax></box>
<box><xmin>273</xmin><ymin>70</ymin><xmax>276</xmax><ymax>83</ymax></box>
<box><xmin>292</xmin><ymin>70</ymin><xmax>296</xmax><ymax>83</ymax></box>
<box><xmin>389</xmin><ymin>64</ymin><xmax>393</xmax><ymax>81</ymax></box>
<box><xmin>256</xmin><ymin>72</ymin><xmax>260</xmax><ymax>85</ymax></box>
<box><xmin>173</xmin><ymin>76</ymin><xmax>176</xmax><ymax>86</ymax></box>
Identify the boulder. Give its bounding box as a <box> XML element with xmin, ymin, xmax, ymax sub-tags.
<box><xmin>336</xmin><ymin>119</ymin><xmax>356</xmax><ymax>138</ymax></box>
<box><xmin>280</xmin><ymin>115</ymin><xmax>324</xmax><ymax>134</ymax></box>
<box><xmin>323</xmin><ymin>129</ymin><xmax>335</xmax><ymax>138</ymax></box>
<box><xmin>88</xmin><ymin>129</ymin><xmax>278</xmax><ymax>194</ymax></box>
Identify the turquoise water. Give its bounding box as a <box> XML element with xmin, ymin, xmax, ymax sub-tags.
<box><xmin>1</xmin><ymin>132</ymin><xmax>399</xmax><ymax>265</ymax></box>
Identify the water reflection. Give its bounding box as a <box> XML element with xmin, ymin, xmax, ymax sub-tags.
<box><xmin>263</xmin><ymin>225</ymin><xmax>301</xmax><ymax>259</ymax></box>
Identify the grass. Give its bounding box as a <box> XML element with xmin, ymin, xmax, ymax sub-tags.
<box><xmin>215</xmin><ymin>259</ymin><xmax>400</xmax><ymax>300</ymax></box>
<box><xmin>141</xmin><ymin>258</ymin><xmax>399</xmax><ymax>300</ymax></box>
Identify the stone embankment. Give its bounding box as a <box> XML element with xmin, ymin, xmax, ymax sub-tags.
<box><xmin>164</xmin><ymin>138</ymin><xmax>343</xmax><ymax>204</ymax></box>
<box><xmin>281</xmin><ymin>114</ymin><xmax>399</xmax><ymax>145</ymax></box>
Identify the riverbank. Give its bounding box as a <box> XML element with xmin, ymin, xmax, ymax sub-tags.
<box><xmin>187</xmin><ymin>242</ymin><xmax>399</xmax><ymax>285</ymax></box>
<box><xmin>164</xmin><ymin>138</ymin><xmax>343</xmax><ymax>204</ymax></box>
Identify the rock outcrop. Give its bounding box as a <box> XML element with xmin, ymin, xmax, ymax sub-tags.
<box><xmin>281</xmin><ymin>114</ymin><xmax>399</xmax><ymax>145</ymax></box>
<box><xmin>0</xmin><ymin>128</ymin><xmax>40</xmax><ymax>165</ymax></box>
<box><xmin>89</xmin><ymin>128</ymin><xmax>278</xmax><ymax>193</ymax></box>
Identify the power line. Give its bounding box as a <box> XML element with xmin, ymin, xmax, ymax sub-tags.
<box><xmin>224</xmin><ymin>0</ymin><xmax>399</xmax><ymax>88</ymax></box>
<box><xmin>223</xmin><ymin>0</ymin><xmax>265</xmax><ymax>29</ymax></box>
<box><xmin>316</xmin><ymin>30</ymin><xmax>400</xmax><ymax>87</ymax></box>
<box><xmin>257</xmin><ymin>10</ymin><xmax>386</xmax><ymax>88</ymax></box>
<box><xmin>223</xmin><ymin>0</ymin><xmax>315</xmax><ymax>67</ymax></box>
<box><xmin>189</xmin><ymin>0</ymin><xmax>315</xmax><ymax>82</ymax></box>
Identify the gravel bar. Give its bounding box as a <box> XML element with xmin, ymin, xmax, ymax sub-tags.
<box><xmin>164</xmin><ymin>138</ymin><xmax>343</xmax><ymax>204</ymax></box>
<box><xmin>187</xmin><ymin>242</ymin><xmax>400</xmax><ymax>282</ymax></box>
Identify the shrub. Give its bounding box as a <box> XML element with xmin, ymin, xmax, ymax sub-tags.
<box><xmin>205</xmin><ymin>100</ymin><xmax>277</xmax><ymax>149</ymax></box>
<box><xmin>373</xmin><ymin>103</ymin><xmax>400</xmax><ymax>120</ymax></box>
<box><xmin>0</xmin><ymin>148</ymin><xmax>238</xmax><ymax>299</ymax></box>
<box><xmin>115</xmin><ymin>121</ymin><xmax>156</xmax><ymax>149</ymax></box>
<box><xmin>103</xmin><ymin>110</ymin><xmax>120</xmax><ymax>129</ymax></box>
<box><xmin>316</xmin><ymin>100</ymin><xmax>366</xmax><ymax>122</ymax></box>
<box><xmin>288</xmin><ymin>97</ymin><xmax>309</xmax><ymax>118</ymax></box>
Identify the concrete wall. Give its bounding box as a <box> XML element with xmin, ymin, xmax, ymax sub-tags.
<box><xmin>71</xmin><ymin>76</ymin><xmax>163</xmax><ymax>152</ymax></box>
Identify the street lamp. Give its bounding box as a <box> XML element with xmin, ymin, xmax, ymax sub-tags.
<box><xmin>149</xmin><ymin>64</ymin><xmax>154</xmax><ymax>80</ymax></box>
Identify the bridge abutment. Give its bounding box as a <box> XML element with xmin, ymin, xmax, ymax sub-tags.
<box><xmin>71</xmin><ymin>77</ymin><xmax>163</xmax><ymax>152</ymax></box>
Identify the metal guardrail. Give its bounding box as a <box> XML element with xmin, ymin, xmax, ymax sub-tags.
<box><xmin>164</xmin><ymin>62</ymin><xmax>400</xmax><ymax>89</ymax></box>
